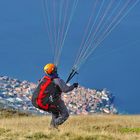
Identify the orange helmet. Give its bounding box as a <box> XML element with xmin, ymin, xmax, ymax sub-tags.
<box><xmin>44</xmin><ymin>63</ymin><xmax>57</xmax><ymax>75</ymax></box>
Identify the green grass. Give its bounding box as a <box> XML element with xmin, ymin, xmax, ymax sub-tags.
<box><xmin>120</xmin><ymin>127</ymin><xmax>140</xmax><ymax>133</ymax></box>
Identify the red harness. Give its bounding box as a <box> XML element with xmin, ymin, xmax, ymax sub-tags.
<box><xmin>36</xmin><ymin>76</ymin><xmax>51</xmax><ymax>110</ymax></box>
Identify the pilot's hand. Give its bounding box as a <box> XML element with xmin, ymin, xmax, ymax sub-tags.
<box><xmin>73</xmin><ymin>83</ymin><xmax>78</xmax><ymax>88</ymax></box>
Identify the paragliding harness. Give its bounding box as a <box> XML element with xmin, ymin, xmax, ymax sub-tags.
<box><xmin>32</xmin><ymin>76</ymin><xmax>61</xmax><ymax>111</ymax></box>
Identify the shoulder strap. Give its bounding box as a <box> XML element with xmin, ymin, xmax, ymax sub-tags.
<box><xmin>44</xmin><ymin>75</ymin><xmax>51</xmax><ymax>80</ymax></box>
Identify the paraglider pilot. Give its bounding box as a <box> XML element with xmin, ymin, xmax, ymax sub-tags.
<box><xmin>32</xmin><ymin>63</ymin><xmax>78</xmax><ymax>129</ymax></box>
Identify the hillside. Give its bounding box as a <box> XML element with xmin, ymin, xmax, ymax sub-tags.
<box><xmin>0</xmin><ymin>76</ymin><xmax>117</xmax><ymax>115</ymax></box>
<box><xmin>0</xmin><ymin>115</ymin><xmax>140</xmax><ymax>140</ymax></box>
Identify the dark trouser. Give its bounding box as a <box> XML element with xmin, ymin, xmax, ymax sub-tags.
<box><xmin>49</xmin><ymin>99</ymin><xmax>69</xmax><ymax>126</ymax></box>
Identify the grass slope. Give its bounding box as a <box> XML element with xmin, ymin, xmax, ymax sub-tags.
<box><xmin>0</xmin><ymin>115</ymin><xmax>140</xmax><ymax>140</ymax></box>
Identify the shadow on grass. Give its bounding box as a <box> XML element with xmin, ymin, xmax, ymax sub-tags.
<box><xmin>61</xmin><ymin>132</ymin><xmax>115</xmax><ymax>140</ymax></box>
<box><xmin>0</xmin><ymin>128</ymin><xmax>11</xmax><ymax>135</ymax></box>
<box><xmin>26</xmin><ymin>132</ymin><xmax>52</xmax><ymax>140</ymax></box>
<box><xmin>26</xmin><ymin>131</ymin><xmax>115</xmax><ymax>140</ymax></box>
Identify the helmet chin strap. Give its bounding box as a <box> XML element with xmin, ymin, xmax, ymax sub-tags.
<box><xmin>49</xmin><ymin>71</ymin><xmax>59</xmax><ymax>78</ymax></box>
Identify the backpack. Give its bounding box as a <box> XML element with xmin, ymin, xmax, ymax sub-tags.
<box><xmin>31</xmin><ymin>76</ymin><xmax>61</xmax><ymax>111</ymax></box>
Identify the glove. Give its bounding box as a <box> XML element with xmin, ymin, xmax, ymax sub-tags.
<box><xmin>73</xmin><ymin>83</ymin><xmax>78</xmax><ymax>88</ymax></box>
